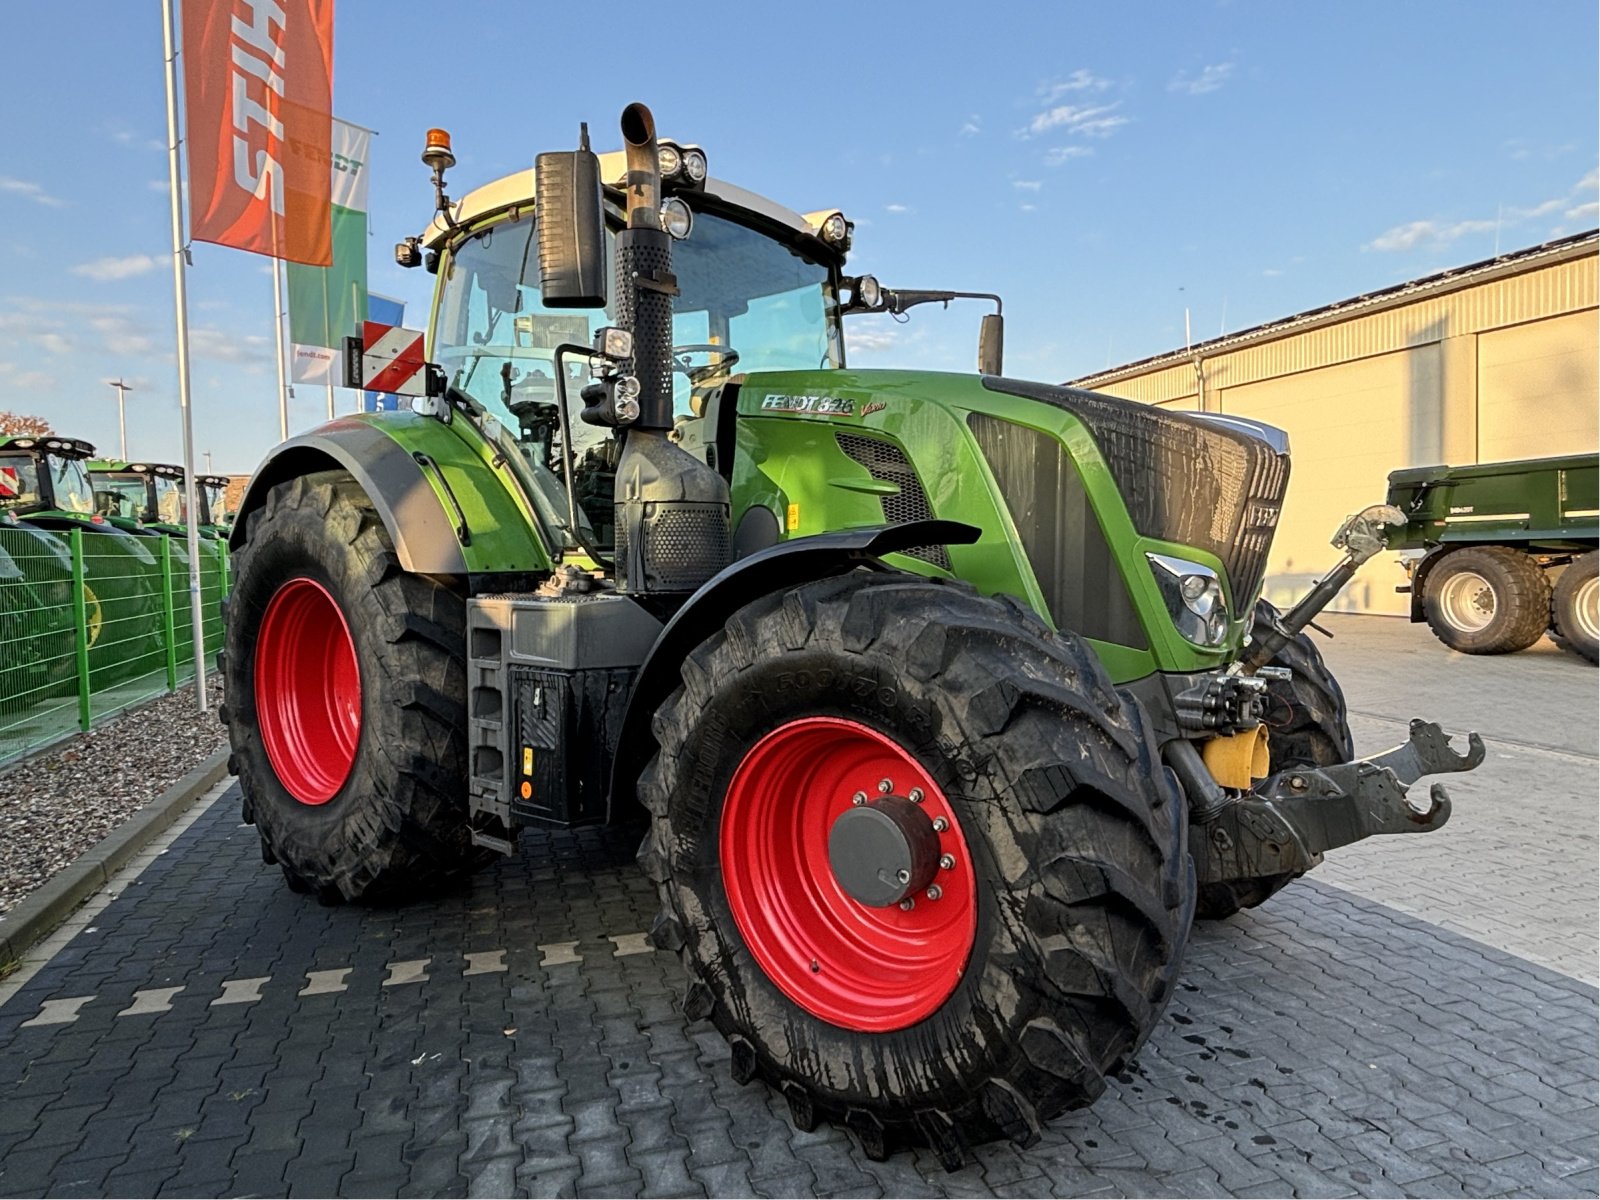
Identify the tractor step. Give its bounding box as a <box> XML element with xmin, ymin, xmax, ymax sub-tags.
<box><xmin>1195</xmin><ymin>719</ymin><xmax>1485</xmax><ymax>890</ymax></box>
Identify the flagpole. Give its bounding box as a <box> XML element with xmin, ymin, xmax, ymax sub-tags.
<box><xmin>161</xmin><ymin>0</ymin><xmax>208</xmax><ymax>712</ymax></box>
<box><xmin>273</xmin><ymin>257</ymin><xmax>289</xmax><ymax>441</ymax></box>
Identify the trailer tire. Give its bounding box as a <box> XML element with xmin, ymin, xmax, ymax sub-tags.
<box><xmin>638</xmin><ymin>571</ymin><xmax>1193</xmax><ymax>1162</ymax></box>
<box><xmin>1552</xmin><ymin>550</ymin><xmax>1599</xmax><ymax>664</ymax></box>
<box><xmin>1195</xmin><ymin>600</ymin><xmax>1355</xmax><ymax>920</ymax></box>
<box><xmin>222</xmin><ymin>470</ymin><xmax>492</xmax><ymax>902</ymax></box>
<box><xmin>1422</xmin><ymin>545</ymin><xmax>1550</xmax><ymax>655</ymax></box>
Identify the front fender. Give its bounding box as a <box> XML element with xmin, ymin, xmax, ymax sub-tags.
<box><xmin>605</xmin><ymin>519</ymin><xmax>981</xmax><ymax>821</ymax></box>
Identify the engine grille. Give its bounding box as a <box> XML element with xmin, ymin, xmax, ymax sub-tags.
<box><xmin>980</xmin><ymin>379</ymin><xmax>1290</xmax><ymax>606</ymax></box>
<box><xmin>834</xmin><ymin>433</ymin><xmax>951</xmax><ymax>571</ymax></box>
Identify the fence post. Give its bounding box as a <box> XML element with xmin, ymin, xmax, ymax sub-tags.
<box><xmin>70</xmin><ymin>528</ymin><xmax>91</xmax><ymax>732</ymax></box>
<box><xmin>161</xmin><ymin>535</ymin><xmax>178</xmax><ymax>692</ymax></box>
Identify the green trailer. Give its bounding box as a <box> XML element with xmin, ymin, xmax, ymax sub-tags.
<box><xmin>219</xmin><ymin>105</ymin><xmax>1484</xmax><ymax>1162</ymax></box>
<box><xmin>1388</xmin><ymin>453</ymin><xmax>1598</xmax><ymax>662</ymax></box>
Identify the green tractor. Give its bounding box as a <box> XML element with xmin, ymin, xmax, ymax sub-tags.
<box><xmin>196</xmin><ymin>473</ymin><xmax>234</xmax><ymax>536</ymax></box>
<box><xmin>0</xmin><ymin>435</ymin><xmax>166</xmax><ymax>688</ymax></box>
<box><xmin>222</xmin><ymin>105</ymin><xmax>1483</xmax><ymax>1161</ymax></box>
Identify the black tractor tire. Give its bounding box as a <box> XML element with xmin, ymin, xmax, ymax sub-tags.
<box><xmin>1422</xmin><ymin>545</ymin><xmax>1550</xmax><ymax>655</ymax></box>
<box><xmin>1551</xmin><ymin>550</ymin><xmax>1599</xmax><ymax>664</ymax></box>
<box><xmin>637</xmin><ymin>571</ymin><xmax>1193</xmax><ymax>1163</ymax></box>
<box><xmin>222</xmin><ymin>470</ymin><xmax>492</xmax><ymax>902</ymax></box>
<box><xmin>1195</xmin><ymin>599</ymin><xmax>1355</xmax><ymax>920</ymax></box>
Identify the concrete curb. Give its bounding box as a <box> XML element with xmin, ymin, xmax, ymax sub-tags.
<box><xmin>0</xmin><ymin>748</ymin><xmax>232</xmax><ymax>967</ymax></box>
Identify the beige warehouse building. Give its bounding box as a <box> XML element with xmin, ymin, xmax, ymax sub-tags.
<box><xmin>1070</xmin><ymin>231</ymin><xmax>1599</xmax><ymax>615</ymax></box>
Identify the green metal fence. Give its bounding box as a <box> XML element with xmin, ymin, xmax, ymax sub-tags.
<box><xmin>0</xmin><ymin>525</ymin><xmax>228</xmax><ymax>765</ymax></box>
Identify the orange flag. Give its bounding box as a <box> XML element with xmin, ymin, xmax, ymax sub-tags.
<box><xmin>182</xmin><ymin>0</ymin><xmax>334</xmax><ymax>266</ymax></box>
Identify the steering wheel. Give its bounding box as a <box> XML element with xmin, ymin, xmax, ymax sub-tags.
<box><xmin>671</xmin><ymin>344</ymin><xmax>741</xmax><ymax>387</ymax></box>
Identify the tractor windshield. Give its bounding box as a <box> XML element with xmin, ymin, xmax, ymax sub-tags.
<box><xmin>201</xmin><ymin>482</ymin><xmax>228</xmax><ymax>525</ymax></box>
<box><xmin>0</xmin><ymin>454</ymin><xmax>42</xmax><ymax>511</ymax></box>
<box><xmin>47</xmin><ymin>457</ymin><xmax>95</xmax><ymax>515</ymax></box>
<box><xmin>434</xmin><ymin>205</ymin><xmax>841</xmax><ymax>549</ymax></box>
<box><xmin>93</xmin><ymin>472</ymin><xmax>152</xmax><ymax>522</ymax></box>
<box><xmin>151</xmin><ymin>476</ymin><xmax>186</xmax><ymax>524</ymax></box>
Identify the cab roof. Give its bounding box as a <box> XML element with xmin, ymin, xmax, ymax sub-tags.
<box><xmin>423</xmin><ymin>147</ymin><xmax>844</xmax><ymax>258</ymax></box>
<box><xmin>89</xmin><ymin>460</ymin><xmax>185</xmax><ymax>478</ymax></box>
<box><xmin>0</xmin><ymin>435</ymin><xmax>95</xmax><ymax>459</ymax></box>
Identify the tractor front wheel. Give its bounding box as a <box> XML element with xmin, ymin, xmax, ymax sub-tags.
<box><xmin>222</xmin><ymin>471</ymin><xmax>489</xmax><ymax>901</ymax></box>
<box><xmin>638</xmin><ymin>572</ymin><xmax>1193</xmax><ymax>1162</ymax></box>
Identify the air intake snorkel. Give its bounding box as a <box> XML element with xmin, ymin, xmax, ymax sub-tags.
<box><xmin>609</xmin><ymin>102</ymin><xmax>733</xmax><ymax>596</ymax></box>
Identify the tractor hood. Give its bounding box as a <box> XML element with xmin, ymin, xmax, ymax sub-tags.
<box><xmin>980</xmin><ymin>377</ymin><xmax>1291</xmax><ymax>610</ymax></box>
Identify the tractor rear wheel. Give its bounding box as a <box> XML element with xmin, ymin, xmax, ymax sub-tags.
<box><xmin>1551</xmin><ymin>551</ymin><xmax>1598</xmax><ymax>664</ymax></box>
<box><xmin>1422</xmin><ymin>545</ymin><xmax>1550</xmax><ymax>654</ymax></box>
<box><xmin>222</xmin><ymin>471</ymin><xmax>490</xmax><ymax>902</ymax></box>
<box><xmin>1195</xmin><ymin>600</ymin><xmax>1355</xmax><ymax>920</ymax></box>
<box><xmin>638</xmin><ymin>572</ymin><xmax>1193</xmax><ymax>1162</ymax></box>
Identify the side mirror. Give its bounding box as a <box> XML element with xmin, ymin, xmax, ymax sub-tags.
<box><xmin>536</xmin><ymin>128</ymin><xmax>608</xmax><ymax>309</ymax></box>
<box><xmin>978</xmin><ymin>313</ymin><xmax>1004</xmax><ymax>376</ymax></box>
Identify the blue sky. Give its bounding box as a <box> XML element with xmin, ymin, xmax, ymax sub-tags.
<box><xmin>2</xmin><ymin>1</ymin><xmax>1595</xmax><ymax>473</ymax></box>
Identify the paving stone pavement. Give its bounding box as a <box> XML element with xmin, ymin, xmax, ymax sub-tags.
<box><xmin>0</xmin><ymin>783</ymin><xmax>1594</xmax><ymax>1199</ymax></box>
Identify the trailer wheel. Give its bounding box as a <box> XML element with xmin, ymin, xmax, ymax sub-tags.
<box><xmin>1552</xmin><ymin>551</ymin><xmax>1598</xmax><ymax>664</ymax></box>
<box><xmin>1196</xmin><ymin>600</ymin><xmax>1355</xmax><ymax>919</ymax></box>
<box><xmin>222</xmin><ymin>470</ymin><xmax>490</xmax><ymax>901</ymax></box>
<box><xmin>1422</xmin><ymin>545</ymin><xmax>1549</xmax><ymax>654</ymax></box>
<box><xmin>638</xmin><ymin>572</ymin><xmax>1192</xmax><ymax>1161</ymax></box>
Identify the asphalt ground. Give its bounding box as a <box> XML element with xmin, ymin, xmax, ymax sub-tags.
<box><xmin>0</xmin><ymin>616</ymin><xmax>1594</xmax><ymax>1198</ymax></box>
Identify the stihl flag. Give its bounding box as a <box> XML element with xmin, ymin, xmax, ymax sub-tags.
<box><xmin>343</xmin><ymin>323</ymin><xmax>431</xmax><ymax>397</ymax></box>
<box><xmin>182</xmin><ymin>0</ymin><xmax>335</xmax><ymax>266</ymax></box>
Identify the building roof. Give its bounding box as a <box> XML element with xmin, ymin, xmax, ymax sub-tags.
<box><xmin>1069</xmin><ymin>229</ymin><xmax>1599</xmax><ymax>389</ymax></box>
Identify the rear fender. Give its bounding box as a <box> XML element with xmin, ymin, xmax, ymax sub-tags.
<box><xmin>230</xmin><ymin>417</ymin><xmax>550</xmax><ymax>576</ymax></box>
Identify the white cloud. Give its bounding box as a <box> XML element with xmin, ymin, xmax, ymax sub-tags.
<box><xmin>90</xmin><ymin>315</ymin><xmax>160</xmax><ymax>357</ymax></box>
<box><xmin>1169</xmin><ymin>63</ymin><xmax>1235</xmax><ymax>95</ymax></box>
<box><xmin>1364</xmin><ymin>218</ymin><xmax>1497</xmax><ymax>253</ymax></box>
<box><xmin>0</xmin><ymin>177</ymin><xmax>65</xmax><ymax>208</ymax></box>
<box><xmin>1576</xmin><ymin>167</ymin><xmax>1598</xmax><ymax>192</ymax></box>
<box><xmin>1045</xmin><ymin>145</ymin><xmax>1093</xmax><ymax>166</ymax></box>
<box><xmin>1037</xmin><ymin>70</ymin><xmax>1111</xmax><ymax>102</ymax></box>
<box><xmin>1262</xmin><ymin>268</ymin><xmax>1283</xmax><ymax>277</ymax></box>
<box><xmin>959</xmin><ymin>115</ymin><xmax>981</xmax><ymax>137</ymax></box>
<box><xmin>37</xmin><ymin>333</ymin><xmax>71</xmax><ymax>355</ymax></box>
<box><xmin>847</xmin><ymin>325</ymin><xmax>901</xmax><ymax>354</ymax></box>
<box><xmin>1013</xmin><ymin>180</ymin><xmax>1043</xmax><ymax>192</ymax></box>
<box><xmin>72</xmin><ymin>254</ymin><xmax>162</xmax><ymax>282</ymax></box>
<box><xmin>1018</xmin><ymin>102</ymin><xmax>1127</xmax><ymax>139</ymax></box>
<box><xmin>1019</xmin><ymin>203</ymin><xmax>1037</xmax><ymax>213</ymax></box>
<box><xmin>190</xmin><ymin>326</ymin><xmax>273</xmax><ymax>365</ymax></box>
<box><xmin>885</xmin><ymin>203</ymin><xmax>910</xmax><ymax>214</ymax></box>
<box><xmin>1566</xmin><ymin>201</ymin><xmax>1600</xmax><ymax>223</ymax></box>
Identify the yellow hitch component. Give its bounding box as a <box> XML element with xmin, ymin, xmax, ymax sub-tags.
<box><xmin>1201</xmin><ymin>726</ymin><xmax>1270</xmax><ymax>790</ymax></box>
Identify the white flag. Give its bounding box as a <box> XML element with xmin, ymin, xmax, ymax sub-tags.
<box><xmin>292</xmin><ymin>343</ymin><xmax>339</xmax><ymax>385</ymax></box>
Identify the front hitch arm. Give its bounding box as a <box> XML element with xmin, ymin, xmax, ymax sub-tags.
<box><xmin>1194</xmin><ymin>719</ymin><xmax>1485</xmax><ymax>891</ymax></box>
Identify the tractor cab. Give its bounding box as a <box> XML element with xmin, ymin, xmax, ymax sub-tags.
<box><xmin>418</xmin><ymin>142</ymin><xmax>854</xmax><ymax>555</ymax></box>
<box><xmin>197</xmin><ymin>474</ymin><xmax>233</xmax><ymax>533</ymax></box>
<box><xmin>87</xmin><ymin>460</ymin><xmax>203</xmax><ymax>535</ymax></box>
<box><xmin>0</xmin><ymin>436</ymin><xmax>122</xmax><ymax>535</ymax></box>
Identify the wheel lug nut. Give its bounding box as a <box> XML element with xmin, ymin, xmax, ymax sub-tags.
<box><xmin>926</xmin><ymin>884</ymin><xmax>942</xmax><ymax>901</ymax></box>
<box><xmin>932</xmin><ymin>817</ymin><xmax>949</xmax><ymax>833</ymax></box>
<box><xmin>851</xmin><ymin>791</ymin><xmax>867</xmax><ymax>806</ymax></box>
<box><xmin>898</xmin><ymin>898</ymin><xmax>915</xmax><ymax>912</ymax></box>
<box><xmin>908</xmin><ymin>788</ymin><xmax>924</xmax><ymax>803</ymax></box>
<box><xmin>896</xmin><ymin>868</ymin><xmax>911</xmax><ymax>884</ymax></box>
<box><xmin>939</xmin><ymin>854</ymin><xmax>955</xmax><ymax>870</ymax></box>
<box><xmin>877</xmin><ymin>779</ymin><xmax>893</xmax><ymax>794</ymax></box>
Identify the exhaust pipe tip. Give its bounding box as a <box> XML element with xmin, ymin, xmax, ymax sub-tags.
<box><xmin>621</xmin><ymin>102</ymin><xmax>655</xmax><ymax>148</ymax></box>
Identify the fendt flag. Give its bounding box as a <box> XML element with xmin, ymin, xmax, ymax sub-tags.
<box><xmin>182</xmin><ymin>0</ymin><xmax>335</xmax><ymax>265</ymax></box>
<box><xmin>289</xmin><ymin>118</ymin><xmax>371</xmax><ymax>352</ymax></box>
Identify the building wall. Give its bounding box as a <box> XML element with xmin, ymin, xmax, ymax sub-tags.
<box><xmin>1081</xmin><ymin>243</ymin><xmax>1598</xmax><ymax>615</ymax></box>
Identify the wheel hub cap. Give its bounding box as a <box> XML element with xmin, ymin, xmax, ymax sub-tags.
<box><xmin>827</xmin><ymin>796</ymin><xmax>941</xmax><ymax>908</ymax></box>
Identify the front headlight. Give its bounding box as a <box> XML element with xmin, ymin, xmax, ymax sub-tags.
<box><xmin>1147</xmin><ymin>553</ymin><xmax>1230</xmax><ymax>647</ymax></box>
<box><xmin>659</xmin><ymin>197</ymin><xmax>694</xmax><ymax>240</ymax></box>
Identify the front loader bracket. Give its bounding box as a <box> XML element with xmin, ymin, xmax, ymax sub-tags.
<box><xmin>1195</xmin><ymin>719</ymin><xmax>1484</xmax><ymax>892</ymax></box>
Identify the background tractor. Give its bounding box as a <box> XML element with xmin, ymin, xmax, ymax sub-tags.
<box><xmin>222</xmin><ymin>104</ymin><xmax>1482</xmax><ymax>1162</ymax></box>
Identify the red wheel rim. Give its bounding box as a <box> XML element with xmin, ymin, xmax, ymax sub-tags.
<box><xmin>720</xmin><ymin>716</ymin><xmax>977</xmax><ymax>1032</ymax></box>
<box><xmin>254</xmin><ymin>577</ymin><xmax>362</xmax><ymax>806</ymax></box>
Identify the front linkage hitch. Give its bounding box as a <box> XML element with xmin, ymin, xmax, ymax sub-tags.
<box><xmin>1197</xmin><ymin>718</ymin><xmax>1486</xmax><ymax>890</ymax></box>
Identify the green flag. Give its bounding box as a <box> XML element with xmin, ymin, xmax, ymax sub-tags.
<box><xmin>289</xmin><ymin>119</ymin><xmax>371</xmax><ymax>350</ymax></box>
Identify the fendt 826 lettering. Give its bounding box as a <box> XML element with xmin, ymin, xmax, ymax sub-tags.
<box><xmin>221</xmin><ymin>104</ymin><xmax>1483</xmax><ymax>1163</ymax></box>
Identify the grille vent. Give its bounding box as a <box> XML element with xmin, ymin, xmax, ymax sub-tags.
<box><xmin>834</xmin><ymin>433</ymin><xmax>951</xmax><ymax>570</ymax></box>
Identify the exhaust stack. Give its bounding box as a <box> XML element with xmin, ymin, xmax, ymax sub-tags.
<box><xmin>610</xmin><ymin>102</ymin><xmax>732</xmax><ymax>596</ymax></box>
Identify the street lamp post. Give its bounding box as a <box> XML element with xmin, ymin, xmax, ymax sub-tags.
<box><xmin>109</xmin><ymin>379</ymin><xmax>133</xmax><ymax>460</ymax></box>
